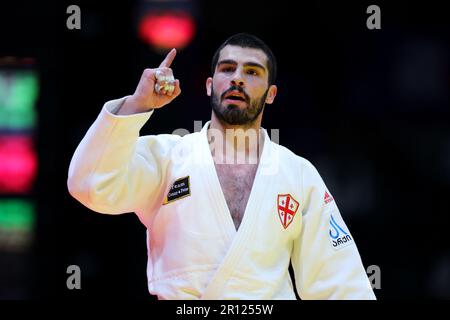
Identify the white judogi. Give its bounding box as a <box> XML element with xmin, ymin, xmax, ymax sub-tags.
<box><xmin>68</xmin><ymin>97</ymin><xmax>376</xmax><ymax>300</ymax></box>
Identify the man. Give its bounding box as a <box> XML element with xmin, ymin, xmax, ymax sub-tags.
<box><xmin>68</xmin><ymin>33</ymin><xmax>376</xmax><ymax>299</ymax></box>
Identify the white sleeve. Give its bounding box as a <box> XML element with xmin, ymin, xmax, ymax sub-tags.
<box><xmin>67</xmin><ymin>96</ymin><xmax>173</xmax><ymax>216</ymax></box>
<box><xmin>291</xmin><ymin>160</ymin><xmax>376</xmax><ymax>300</ymax></box>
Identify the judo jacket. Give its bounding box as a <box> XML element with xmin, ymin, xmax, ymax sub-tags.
<box><xmin>68</xmin><ymin>96</ymin><xmax>376</xmax><ymax>300</ymax></box>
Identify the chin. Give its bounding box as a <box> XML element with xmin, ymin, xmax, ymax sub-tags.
<box><xmin>226</xmin><ymin>104</ymin><xmax>240</xmax><ymax>109</ymax></box>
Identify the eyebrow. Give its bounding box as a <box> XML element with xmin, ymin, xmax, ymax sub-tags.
<box><xmin>217</xmin><ymin>60</ymin><xmax>266</xmax><ymax>72</ymax></box>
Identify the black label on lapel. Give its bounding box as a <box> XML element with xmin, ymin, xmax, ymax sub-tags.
<box><xmin>163</xmin><ymin>176</ymin><xmax>190</xmax><ymax>205</ymax></box>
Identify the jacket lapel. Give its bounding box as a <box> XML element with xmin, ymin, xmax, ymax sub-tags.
<box><xmin>198</xmin><ymin>122</ymin><xmax>276</xmax><ymax>299</ymax></box>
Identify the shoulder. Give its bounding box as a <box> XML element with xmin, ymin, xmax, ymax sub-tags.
<box><xmin>270</xmin><ymin>141</ymin><xmax>324</xmax><ymax>185</ymax></box>
<box><xmin>270</xmin><ymin>142</ymin><xmax>318</xmax><ymax>172</ymax></box>
<box><xmin>135</xmin><ymin>130</ymin><xmax>201</xmax><ymax>157</ymax></box>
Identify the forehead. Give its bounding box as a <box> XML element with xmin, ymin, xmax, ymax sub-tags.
<box><xmin>218</xmin><ymin>45</ymin><xmax>268</xmax><ymax>68</ymax></box>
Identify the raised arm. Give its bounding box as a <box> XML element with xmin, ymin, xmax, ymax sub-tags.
<box><xmin>67</xmin><ymin>49</ymin><xmax>182</xmax><ymax>216</ymax></box>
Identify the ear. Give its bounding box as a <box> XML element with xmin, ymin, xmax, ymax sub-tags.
<box><xmin>206</xmin><ymin>77</ymin><xmax>213</xmax><ymax>96</ymax></box>
<box><xmin>265</xmin><ymin>85</ymin><xmax>277</xmax><ymax>104</ymax></box>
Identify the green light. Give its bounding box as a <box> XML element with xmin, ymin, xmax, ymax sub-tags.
<box><xmin>0</xmin><ymin>199</ymin><xmax>35</xmax><ymax>231</ymax></box>
<box><xmin>0</xmin><ymin>71</ymin><xmax>39</xmax><ymax>130</ymax></box>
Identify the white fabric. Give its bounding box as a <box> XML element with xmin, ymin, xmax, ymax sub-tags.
<box><xmin>68</xmin><ymin>96</ymin><xmax>376</xmax><ymax>300</ymax></box>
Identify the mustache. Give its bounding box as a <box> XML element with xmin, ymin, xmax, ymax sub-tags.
<box><xmin>221</xmin><ymin>86</ymin><xmax>249</xmax><ymax>101</ymax></box>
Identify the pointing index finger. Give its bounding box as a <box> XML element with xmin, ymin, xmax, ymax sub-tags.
<box><xmin>159</xmin><ymin>48</ymin><xmax>177</xmax><ymax>68</ymax></box>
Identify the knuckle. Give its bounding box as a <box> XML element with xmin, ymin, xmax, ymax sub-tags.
<box><xmin>143</xmin><ymin>68</ymin><xmax>153</xmax><ymax>77</ymax></box>
<box><xmin>161</xmin><ymin>67</ymin><xmax>173</xmax><ymax>75</ymax></box>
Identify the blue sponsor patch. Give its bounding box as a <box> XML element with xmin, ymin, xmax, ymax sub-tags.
<box><xmin>329</xmin><ymin>213</ymin><xmax>354</xmax><ymax>250</ymax></box>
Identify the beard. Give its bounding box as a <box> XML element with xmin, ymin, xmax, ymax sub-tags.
<box><xmin>210</xmin><ymin>85</ymin><xmax>268</xmax><ymax>126</ymax></box>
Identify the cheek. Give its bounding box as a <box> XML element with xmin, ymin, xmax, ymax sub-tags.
<box><xmin>246</xmin><ymin>77</ymin><xmax>267</xmax><ymax>91</ymax></box>
<box><xmin>213</xmin><ymin>76</ymin><xmax>226</xmax><ymax>87</ymax></box>
<box><xmin>212</xmin><ymin>80</ymin><xmax>227</xmax><ymax>94</ymax></box>
<box><xmin>249</xmin><ymin>86</ymin><xmax>268</xmax><ymax>100</ymax></box>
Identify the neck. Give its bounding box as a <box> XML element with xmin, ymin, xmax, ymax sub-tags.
<box><xmin>208</xmin><ymin>112</ymin><xmax>264</xmax><ymax>165</ymax></box>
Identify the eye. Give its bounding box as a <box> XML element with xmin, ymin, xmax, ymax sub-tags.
<box><xmin>221</xmin><ymin>66</ymin><xmax>234</xmax><ymax>73</ymax></box>
<box><xmin>247</xmin><ymin>69</ymin><xmax>258</xmax><ymax>76</ymax></box>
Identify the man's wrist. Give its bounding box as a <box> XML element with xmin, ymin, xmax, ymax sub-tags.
<box><xmin>116</xmin><ymin>96</ymin><xmax>153</xmax><ymax>115</ymax></box>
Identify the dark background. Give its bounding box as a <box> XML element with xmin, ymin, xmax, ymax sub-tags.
<box><xmin>0</xmin><ymin>0</ymin><xmax>449</xmax><ymax>299</ymax></box>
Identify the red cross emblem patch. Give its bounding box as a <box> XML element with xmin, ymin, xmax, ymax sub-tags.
<box><xmin>277</xmin><ymin>194</ymin><xmax>299</xmax><ymax>229</ymax></box>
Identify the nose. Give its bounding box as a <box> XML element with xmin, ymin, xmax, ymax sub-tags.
<box><xmin>231</xmin><ymin>71</ymin><xmax>245</xmax><ymax>87</ymax></box>
<box><xmin>231</xmin><ymin>79</ymin><xmax>244</xmax><ymax>87</ymax></box>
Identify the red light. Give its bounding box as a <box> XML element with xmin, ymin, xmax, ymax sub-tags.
<box><xmin>139</xmin><ymin>12</ymin><xmax>195</xmax><ymax>50</ymax></box>
<box><xmin>0</xmin><ymin>135</ymin><xmax>37</xmax><ymax>194</ymax></box>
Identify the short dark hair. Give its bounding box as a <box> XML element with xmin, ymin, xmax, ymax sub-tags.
<box><xmin>211</xmin><ymin>33</ymin><xmax>277</xmax><ymax>85</ymax></box>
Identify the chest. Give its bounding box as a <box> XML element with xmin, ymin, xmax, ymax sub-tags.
<box><xmin>214</xmin><ymin>164</ymin><xmax>258</xmax><ymax>230</ymax></box>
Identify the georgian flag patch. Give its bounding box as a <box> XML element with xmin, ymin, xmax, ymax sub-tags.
<box><xmin>329</xmin><ymin>213</ymin><xmax>354</xmax><ymax>250</ymax></box>
<box><xmin>277</xmin><ymin>194</ymin><xmax>299</xmax><ymax>229</ymax></box>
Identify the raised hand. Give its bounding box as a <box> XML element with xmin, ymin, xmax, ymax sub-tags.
<box><xmin>118</xmin><ymin>48</ymin><xmax>182</xmax><ymax>115</ymax></box>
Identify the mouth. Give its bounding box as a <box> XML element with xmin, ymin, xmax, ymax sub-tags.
<box><xmin>223</xmin><ymin>90</ymin><xmax>247</xmax><ymax>102</ymax></box>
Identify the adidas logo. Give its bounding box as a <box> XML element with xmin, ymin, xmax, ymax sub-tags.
<box><xmin>324</xmin><ymin>191</ymin><xmax>334</xmax><ymax>204</ymax></box>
